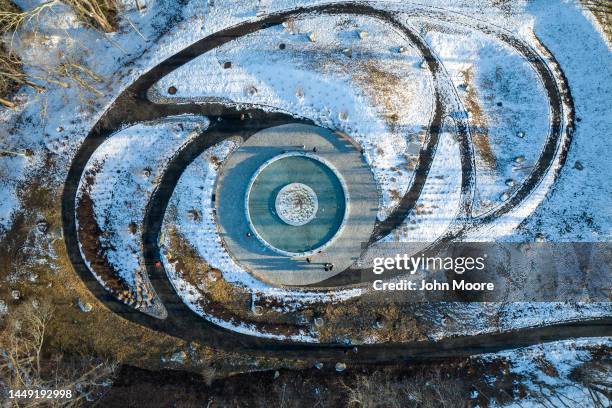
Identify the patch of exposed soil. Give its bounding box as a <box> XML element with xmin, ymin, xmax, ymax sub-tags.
<box><xmin>461</xmin><ymin>68</ymin><xmax>497</xmax><ymax>169</ymax></box>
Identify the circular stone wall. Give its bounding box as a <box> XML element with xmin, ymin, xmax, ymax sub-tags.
<box><xmin>246</xmin><ymin>153</ymin><xmax>348</xmax><ymax>255</ymax></box>
<box><xmin>215</xmin><ymin>124</ymin><xmax>378</xmax><ymax>286</ymax></box>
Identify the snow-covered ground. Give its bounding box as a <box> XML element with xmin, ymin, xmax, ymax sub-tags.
<box><xmin>480</xmin><ymin>337</ymin><xmax>611</xmax><ymax>407</ymax></box>
<box><xmin>76</xmin><ymin>116</ymin><xmax>208</xmax><ymax>315</ymax></box>
<box><xmin>1</xmin><ymin>0</ymin><xmax>610</xmax><ymax>342</ymax></box>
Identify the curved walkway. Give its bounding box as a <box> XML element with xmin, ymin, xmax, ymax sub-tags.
<box><xmin>60</xmin><ymin>2</ymin><xmax>584</xmax><ymax>357</ymax></box>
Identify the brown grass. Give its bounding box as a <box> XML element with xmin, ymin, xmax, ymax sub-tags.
<box><xmin>317</xmin><ymin>300</ymin><xmax>422</xmax><ymax>344</ymax></box>
<box><xmin>0</xmin><ymin>0</ymin><xmax>57</xmax><ymax>35</ymax></box>
<box><xmin>0</xmin><ymin>0</ymin><xmax>112</xmax><ymax>107</ymax></box>
<box><xmin>63</xmin><ymin>0</ymin><xmax>118</xmax><ymax>33</ymax></box>
<box><xmin>0</xmin><ymin>1</ymin><xmax>28</xmax><ymax>107</ymax></box>
<box><xmin>55</xmin><ymin>59</ymin><xmax>104</xmax><ymax>95</ymax></box>
<box><xmin>582</xmin><ymin>1</ymin><xmax>612</xmax><ymax>43</ymax></box>
<box><xmin>461</xmin><ymin>68</ymin><xmax>497</xmax><ymax>169</ymax></box>
<box><xmin>352</xmin><ymin>62</ymin><xmax>403</xmax><ymax>126</ymax></box>
<box><xmin>344</xmin><ymin>370</ymin><xmax>468</xmax><ymax>408</ymax></box>
<box><xmin>0</xmin><ymin>298</ymin><xmax>117</xmax><ymax>405</ymax></box>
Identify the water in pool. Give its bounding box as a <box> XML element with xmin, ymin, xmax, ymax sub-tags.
<box><xmin>247</xmin><ymin>155</ymin><xmax>346</xmax><ymax>254</ymax></box>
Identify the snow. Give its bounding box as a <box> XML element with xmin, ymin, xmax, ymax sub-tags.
<box><xmin>150</xmin><ymin>13</ymin><xmax>434</xmax><ymax>220</ymax></box>
<box><xmin>480</xmin><ymin>337</ymin><xmax>612</xmax><ymax>408</ymax></box>
<box><xmin>510</xmin><ymin>0</ymin><xmax>612</xmax><ymax>242</ymax></box>
<box><xmin>1</xmin><ymin>0</ymin><xmax>610</xmax><ymax>341</ymax></box>
<box><xmin>0</xmin><ymin>154</ymin><xmax>25</xmax><ymax>233</ymax></box>
<box><xmin>423</xmin><ymin>25</ymin><xmax>550</xmax><ymax>215</ymax></box>
<box><xmin>77</xmin><ymin>116</ymin><xmax>208</xmax><ymax>309</ymax></box>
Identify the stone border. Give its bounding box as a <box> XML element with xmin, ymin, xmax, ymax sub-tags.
<box><xmin>244</xmin><ymin>152</ymin><xmax>350</xmax><ymax>257</ymax></box>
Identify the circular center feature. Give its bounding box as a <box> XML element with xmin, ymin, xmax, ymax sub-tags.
<box><xmin>246</xmin><ymin>153</ymin><xmax>347</xmax><ymax>255</ymax></box>
<box><xmin>275</xmin><ymin>183</ymin><xmax>319</xmax><ymax>226</ymax></box>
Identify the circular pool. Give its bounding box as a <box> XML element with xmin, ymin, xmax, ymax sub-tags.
<box><xmin>246</xmin><ymin>153</ymin><xmax>348</xmax><ymax>255</ymax></box>
<box><xmin>214</xmin><ymin>123</ymin><xmax>378</xmax><ymax>286</ymax></box>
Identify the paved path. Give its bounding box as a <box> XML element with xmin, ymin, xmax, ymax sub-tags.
<box><xmin>216</xmin><ymin>124</ymin><xmax>378</xmax><ymax>286</ymax></box>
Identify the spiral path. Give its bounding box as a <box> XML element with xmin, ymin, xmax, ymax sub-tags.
<box><xmin>59</xmin><ymin>2</ymin><xmax>592</xmax><ymax>355</ymax></box>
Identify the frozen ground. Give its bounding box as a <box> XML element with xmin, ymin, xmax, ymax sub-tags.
<box><xmin>76</xmin><ymin>116</ymin><xmax>208</xmax><ymax>315</ymax></box>
<box><xmin>0</xmin><ymin>0</ymin><xmax>610</xmax><ymax>342</ymax></box>
<box><xmin>480</xmin><ymin>337</ymin><xmax>611</xmax><ymax>407</ymax></box>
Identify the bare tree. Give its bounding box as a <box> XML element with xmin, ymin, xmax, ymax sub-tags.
<box><xmin>343</xmin><ymin>369</ymin><xmax>468</xmax><ymax>408</ymax></box>
<box><xmin>0</xmin><ymin>299</ymin><xmax>116</xmax><ymax>407</ymax></box>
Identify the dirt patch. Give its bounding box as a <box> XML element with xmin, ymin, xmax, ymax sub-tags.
<box><xmin>0</xmin><ymin>44</ymin><xmax>23</xmax><ymax>107</ymax></box>
<box><xmin>316</xmin><ymin>300</ymin><xmax>424</xmax><ymax>344</ymax></box>
<box><xmin>0</xmin><ymin>1</ymin><xmax>24</xmax><ymax>107</ymax></box>
<box><xmin>163</xmin><ymin>226</ymin><xmax>307</xmax><ymax>338</ymax></box>
<box><xmin>461</xmin><ymin>68</ymin><xmax>497</xmax><ymax>169</ymax></box>
<box><xmin>97</xmin><ymin>350</ymin><xmax>585</xmax><ymax>407</ymax></box>
<box><xmin>75</xmin><ymin>165</ymin><xmax>144</xmax><ymax>307</ymax></box>
<box><xmin>582</xmin><ymin>0</ymin><xmax>612</xmax><ymax>43</ymax></box>
<box><xmin>352</xmin><ymin>62</ymin><xmax>403</xmax><ymax>127</ymax></box>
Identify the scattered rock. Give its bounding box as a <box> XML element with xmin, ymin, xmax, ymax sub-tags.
<box><xmin>500</xmin><ymin>192</ymin><xmax>510</xmax><ymax>201</ymax></box>
<box><xmin>314</xmin><ymin>362</ymin><xmax>324</xmax><ymax>370</ymax></box>
<box><xmin>36</xmin><ymin>219</ymin><xmax>50</xmax><ymax>233</ymax></box>
<box><xmin>167</xmin><ymin>86</ymin><xmax>177</xmax><ymax>95</ymax></box>
<box><xmin>223</xmin><ymin>61</ymin><xmax>232</xmax><ymax>69</ymax></box>
<box><xmin>169</xmin><ymin>350</ymin><xmax>187</xmax><ymax>365</ymax></box>
<box><xmin>209</xmin><ymin>268</ymin><xmax>223</xmax><ymax>280</ymax></box>
<box><xmin>505</xmin><ymin>178</ymin><xmax>515</xmax><ymax>187</ymax></box>
<box><xmin>128</xmin><ymin>222</ymin><xmax>137</xmax><ymax>235</ymax></box>
<box><xmin>335</xmin><ymin>362</ymin><xmax>346</xmax><ymax>372</ymax></box>
<box><xmin>358</xmin><ymin>30</ymin><xmax>369</xmax><ymax>39</ymax></box>
<box><xmin>252</xmin><ymin>305</ymin><xmax>263</xmax><ymax>315</ymax></box>
<box><xmin>308</xmin><ymin>32</ymin><xmax>317</xmax><ymax>42</ymax></box>
<box><xmin>10</xmin><ymin>290</ymin><xmax>20</xmax><ymax>300</ymax></box>
<box><xmin>77</xmin><ymin>299</ymin><xmax>93</xmax><ymax>313</ymax></box>
<box><xmin>273</xmin><ymin>371</ymin><xmax>280</xmax><ymax>379</ymax></box>
<box><xmin>50</xmin><ymin>226</ymin><xmax>63</xmax><ymax>241</ymax></box>
<box><xmin>407</xmin><ymin>142</ymin><xmax>421</xmax><ymax>156</ymax></box>
<box><xmin>342</xmin><ymin>48</ymin><xmax>353</xmax><ymax>58</ymax></box>
<box><xmin>187</xmin><ymin>209</ymin><xmax>201</xmax><ymax>222</ymax></box>
<box><xmin>516</xmin><ymin>131</ymin><xmax>526</xmax><ymax>138</ymax></box>
<box><xmin>398</xmin><ymin>46</ymin><xmax>407</xmax><ymax>53</ymax></box>
<box><xmin>0</xmin><ymin>300</ymin><xmax>7</xmax><ymax>316</ymax></box>
<box><xmin>535</xmin><ymin>233</ymin><xmax>546</xmax><ymax>243</ymax></box>
<box><xmin>514</xmin><ymin>155</ymin><xmax>525</xmax><ymax>164</ymax></box>
<box><xmin>574</xmin><ymin>161</ymin><xmax>584</xmax><ymax>170</ymax></box>
<box><xmin>142</xmin><ymin>168</ymin><xmax>152</xmax><ymax>177</ymax></box>
<box><xmin>314</xmin><ymin>317</ymin><xmax>324</xmax><ymax>327</ymax></box>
